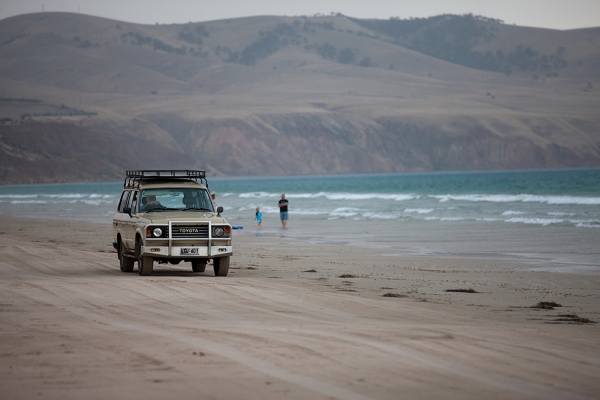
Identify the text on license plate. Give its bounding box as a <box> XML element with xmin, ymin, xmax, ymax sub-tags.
<box><xmin>180</xmin><ymin>248</ymin><xmax>199</xmax><ymax>255</ymax></box>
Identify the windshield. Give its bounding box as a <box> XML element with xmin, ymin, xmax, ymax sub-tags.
<box><xmin>139</xmin><ymin>187</ymin><xmax>214</xmax><ymax>212</ymax></box>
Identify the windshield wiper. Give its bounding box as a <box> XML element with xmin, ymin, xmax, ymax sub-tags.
<box><xmin>183</xmin><ymin>207</ymin><xmax>213</xmax><ymax>212</ymax></box>
<box><xmin>146</xmin><ymin>207</ymin><xmax>177</xmax><ymax>213</ymax></box>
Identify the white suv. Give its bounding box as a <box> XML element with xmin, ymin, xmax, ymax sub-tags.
<box><xmin>112</xmin><ymin>170</ymin><xmax>232</xmax><ymax>276</ymax></box>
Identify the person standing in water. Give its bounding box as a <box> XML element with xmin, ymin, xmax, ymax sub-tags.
<box><xmin>255</xmin><ymin>207</ymin><xmax>263</xmax><ymax>229</ymax></box>
<box><xmin>278</xmin><ymin>194</ymin><xmax>289</xmax><ymax>228</ymax></box>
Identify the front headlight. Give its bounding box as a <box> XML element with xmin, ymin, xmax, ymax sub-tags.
<box><xmin>146</xmin><ymin>226</ymin><xmax>166</xmax><ymax>238</ymax></box>
<box><xmin>213</xmin><ymin>227</ymin><xmax>225</xmax><ymax>237</ymax></box>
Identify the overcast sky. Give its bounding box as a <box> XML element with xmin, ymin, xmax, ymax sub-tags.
<box><xmin>1</xmin><ymin>0</ymin><xmax>599</xmax><ymax>30</ymax></box>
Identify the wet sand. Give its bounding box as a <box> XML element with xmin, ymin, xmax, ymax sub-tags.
<box><xmin>0</xmin><ymin>215</ymin><xmax>599</xmax><ymax>399</ymax></box>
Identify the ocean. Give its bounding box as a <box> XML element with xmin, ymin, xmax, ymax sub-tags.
<box><xmin>1</xmin><ymin>168</ymin><xmax>599</xmax><ymax>272</ymax></box>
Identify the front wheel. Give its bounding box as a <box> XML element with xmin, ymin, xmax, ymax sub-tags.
<box><xmin>137</xmin><ymin>240</ymin><xmax>153</xmax><ymax>276</ymax></box>
<box><xmin>191</xmin><ymin>260</ymin><xmax>207</xmax><ymax>273</ymax></box>
<box><xmin>119</xmin><ymin>240</ymin><xmax>134</xmax><ymax>273</ymax></box>
<box><xmin>213</xmin><ymin>257</ymin><xmax>229</xmax><ymax>276</ymax></box>
<box><xmin>138</xmin><ymin>255</ymin><xmax>154</xmax><ymax>276</ymax></box>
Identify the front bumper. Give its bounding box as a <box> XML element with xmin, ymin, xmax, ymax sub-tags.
<box><xmin>141</xmin><ymin>245</ymin><xmax>232</xmax><ymax>258</ymax></box>
<box><xmin>142</xmin><ymin>220</ymin><xmax>232</xmax><ymax>258</ymax></box>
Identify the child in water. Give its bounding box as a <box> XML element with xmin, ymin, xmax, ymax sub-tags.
<box><xmin>255</xmin><ymin>207</ymin><xmax>262</xmax><ymax>229</ymax></box>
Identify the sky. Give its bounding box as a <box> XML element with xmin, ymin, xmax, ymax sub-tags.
<box><xmin>1</xmin><ymin>0</ymin><xmax>599</xmax><ymax>30</ymax></box>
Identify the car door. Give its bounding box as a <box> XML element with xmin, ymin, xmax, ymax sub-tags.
<box><xmin>123</xmin><ymin>190</ymin><xmax>140</xmax><ymax>250</ymax></box>
<box><xmin>114</xmin><ymin>190</ymin><xmax>131</xmax><ymax>249</ymax></box>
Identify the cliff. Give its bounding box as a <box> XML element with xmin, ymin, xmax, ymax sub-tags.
<box><xmin>1</xmin><ymin>12</ymin><xmax>599</xmax><ymax>183</ymax></box>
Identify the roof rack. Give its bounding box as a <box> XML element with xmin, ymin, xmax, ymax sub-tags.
<box><xmin>127</xmin><ymin>170</ymin><xmax>205</xmax><ymax>178</ymax></box>
<box><xmin>124</xmin><ymin>170</ymin><xmax>208</xmax><ymax>189</ymax></box>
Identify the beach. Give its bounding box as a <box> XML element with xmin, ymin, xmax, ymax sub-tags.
<box><xmin>0</xmin><ymin>214</ymin><xmax>599</xmax><ymax>399</ymax></box>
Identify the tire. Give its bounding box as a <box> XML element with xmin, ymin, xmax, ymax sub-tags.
<box><xmin>138</xmin><ymin>255</ymin><xmax>154</xmax><ymax>276</ymax></box>
<box><xmin>119</xmin><ymin>240</ymin><xmax>134</xmax><ymax>273</ymax></box>
<box><xmin>191</xmin><ymin>260</ymin><xmax>207</xmax><ymax>273</ymax></box>
<box><xmin>213</xmin><ymin>256</ymin><xmax>229</xmax><ymax>277</ymax></box>
<box><xmin>137</xmin><ymin>240</ymin><xmax>153</xmax><ymax>276</ymax></box>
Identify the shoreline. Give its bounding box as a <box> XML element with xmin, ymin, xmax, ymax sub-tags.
<box><xmin>3</xmin><ymin>210</ymin><xmax>600</xmax><ymax>273</ymax></box>
<box><xmin>222</xmin><ymin>215</ymin><xmax>600</xmax><ymax>274</ymax></box>
<box><xmin>1</xmin><ymin>214</ymin><xmax>599</xmax><ymax>399</ymax></box>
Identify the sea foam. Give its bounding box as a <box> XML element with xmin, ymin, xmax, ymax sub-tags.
<box><xmin>431</xmin><ymin>194</ymin><xmax>600</xmax><ymax>205</ymax></box>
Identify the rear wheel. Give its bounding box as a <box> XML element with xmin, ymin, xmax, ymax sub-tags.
<box><xmin>137</xmin><ymin>240</ymin><xmax>153</xmax><ymax>276</ymax></box>
<box><xmin>213</xmin><ymin>257</ymin><xmax>229</xmax><ymax>276</ymax></box>
<box><xmin>119</xmin><ymin>240</ymin><xmax>134</xmax><ymax>272</ymax></box>
<box><xmin>191</xmin><ymin>260</ymin><xmax>207</xmax><ymax>273</ymax></box>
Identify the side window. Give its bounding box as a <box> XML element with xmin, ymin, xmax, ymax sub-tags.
<box><xmin>130</xmin><ymin>191</ymin><xmax>139</xmax><ymax>214</ymax></box>
<box><xmin>117</xmin><ymin>191</ymin><xmax>131</xmax><ymax>213</ymax></box>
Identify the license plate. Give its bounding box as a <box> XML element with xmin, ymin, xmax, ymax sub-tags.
<box><xmin>180</xmin><ymin>248</ymin><xmax>199</xmax><ymax>255</ymax></box>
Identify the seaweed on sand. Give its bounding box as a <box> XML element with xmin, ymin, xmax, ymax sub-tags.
<box><xmin>531</xmin><ymin>301</ymin><xmax>562</xmax><ymax>310</ymax></box>
<box><xmin>554</xmin><ymin>314</ymin><xmax>595</xmax><ymax>324</ymax></box>
<box><xmin>383</xmin><ymin>293</ymin><xmax>408</xmax><ymax>298</ymax></box>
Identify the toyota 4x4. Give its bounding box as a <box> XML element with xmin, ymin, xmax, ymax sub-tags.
<box><xmin>112</xmin><ymin>170</ymin><xmax>232</xmax><ymax>276</ymax></box>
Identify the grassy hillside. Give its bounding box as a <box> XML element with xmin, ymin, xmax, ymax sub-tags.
<box><xmin>0</xmin><ymin>12</ymin><xmax>599</xmax><ymax>183</ymax></box>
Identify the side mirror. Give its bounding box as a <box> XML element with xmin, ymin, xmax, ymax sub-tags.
<box><xmin>123</xmin><ymin>207</ymin><xmax>132</xmax><ymax>217</ymax></box>
<box><xmin>217</xmin><ymin>206</ymin><xmax>224</xmax><ymax>215</ymax></box>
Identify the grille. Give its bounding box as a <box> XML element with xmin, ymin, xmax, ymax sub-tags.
<box><xmin>170</xmin><ymin>225</ymin><xmax>209</xmax><ymax>238</ymax></box>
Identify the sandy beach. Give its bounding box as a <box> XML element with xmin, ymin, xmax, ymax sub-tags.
<box><xmin>0</xmin><ymin>214</ymin><xmax>599</xmax><ymax>399</ymax></box>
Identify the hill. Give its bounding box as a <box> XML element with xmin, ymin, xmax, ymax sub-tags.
<box><xmin>0</xmin><ymin>12</ymin><xmax>599</xmax><ymax>183</ymax></box>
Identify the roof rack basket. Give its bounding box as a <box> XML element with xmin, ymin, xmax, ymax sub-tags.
<box><xmin>124</xmin><ymin>170</ymin><xmax>207</xmax><ymax>188</ymax></box>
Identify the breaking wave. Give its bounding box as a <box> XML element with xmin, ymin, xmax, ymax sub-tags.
<box><xmin>431</xmin><ymin>194</ymin><xmax>600</xmax><ymax>205</ymax></box>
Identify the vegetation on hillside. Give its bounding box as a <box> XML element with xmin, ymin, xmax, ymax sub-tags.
<box><xmin>210</xmin><ymin>14</ymin><xmax>568</xmax><ymax>76</ymax></box>
<box><xmin>120</xmin><ymin>31</ymin><xmax>188</xmax><ymax>55</ymax></box>
<box><xmin>103</xmin><ymin>14</ymin><xmax>570</xmax><ymax>76</ymax></box>
<box><xmin>350</xmin><ymin>14</ymin><xmax>567</xmax><ymax>76</ymax></box>
<box><xmin>222</xmin><ymin>20</ymin><xmax>376</xmax><ymax>68</ymax></box>
<box><xmin>226</xmin><ymin>23</ymin><xmax>302</xmax><ymax>65</ymax></box>
<box><xmin>0</xmin><ymin>100</ymin><xmax>97</xmax><ymax>125</ymax></box>
<box><xmin>177</xmin><ymin>24</ymin><xmax>210</xmax><ymax>46</ymax></box>
<box><xmin>20</xmin><ymin>104</ymin><xmax>97</xmax><ymax>121</ymax></box>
